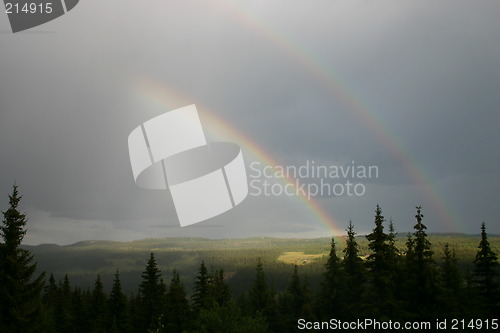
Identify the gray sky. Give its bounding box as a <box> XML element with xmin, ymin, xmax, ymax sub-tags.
<box><xmin>1</xmin><ymin>0</ymin><xmax>499</xmax><ymax>245</ymax></box>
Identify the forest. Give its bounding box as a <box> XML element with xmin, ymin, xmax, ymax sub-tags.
<box><xmin>1</xmin><ymin>185</ymin><xmax>499</xmax><ymax>332</ymax></box>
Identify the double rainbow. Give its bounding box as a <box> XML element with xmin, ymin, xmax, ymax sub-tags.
<box><xmin>130</xmin><ymin>0</ymin><xmax>458</xmax><ymax>235</ymax></box>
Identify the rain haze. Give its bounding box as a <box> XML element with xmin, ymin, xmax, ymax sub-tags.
<box><xmin>0</xmin><ymin>0</ymin><xmax>499</xmax><ymax>245</ymax></box>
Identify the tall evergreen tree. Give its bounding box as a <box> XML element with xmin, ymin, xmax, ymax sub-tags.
<box><xmin>438</xmin><ymin>243</ymin><xmax>462</xmax><ymax>317</ymax></box>
<box><xmin>404</xmin><ymin>206</ymin><xmax>438</xmax><ymax>317</ymax></box>
<box><xmin>56</xmin><ymin>274</ymin><xmax>73</xmax><ymax>332</ymax></box>
<box><xmin>91</xmin><ymin>275</ymin><xmax>109</xmax><ymax>332</ymax></box>
<box><xmin>404</xmin><ymin>232</ymin><xmax>414</xmax><ymax>258</ymax></box>
<box><xmin>165</xmin><ymin>270</ymin><xmax>190</xmax><ymax>333</ymax></box>
<box><xmin>342</xmin><ymin>221</ymin><xmax>365</xmax><ymax>318</ymax></box>
<box><xmin>249</xmin><ymin>259</ymin><xmax>280</xmax><ymax>331</ymax></box>
<box><xmin>0</xmin><ymin>185</ymin><xmax>45</xmax><ymax>332</ymax></box>
<box><xmin>364</xmin><ymin>205</ymin><xmax>395</xmax><ymax>318</ymax></box>
<box><xmin>210</xmin><ymin>268</ymin><xmax>231</xmax><ymax>307</ymax></box>
<box><xmin>288</xmin><ymin>264</ymin><xmax>305</xmax><ymax>315</ymax></box>
<box><xmin>366</xmin><ymin>205</ymin><xmax>389</xmax><ymax>274</ymax></box>
<box><xmin>139</xmin><ymin>253</ymin><xmax>166</xmax><ymax>331</ymax></box>
<box><xmin>386</xmin><ymin>219</ymin><xmax>400</xmax><ymax>270</ymax></box>
<box><xmin>440</xmin><ymin>243</ymin><xmax>460</xmax><ymax>290</ymax></box>
<box><xmin>71</xmin><ymin>287</ymin><xmax>90</xmax><ymax>333</ymax></box>
<box><xmin>192</xmin><ymin>261</ymin><xmax>211</xmax><ymax>312</ymax></box>
<box><xmin>318</xmin><ymin>237</ymin><xmax>345</xmax><ymax>319</ymax></box>
<box><xmin>279</xmin><ymin>264</ymin><xmax>314</xmax><ymax>332</ymax></box>
<box><xmin>249</xmin><ymin>259</ymin><xmax>272</xmax><ymax>314</ymax></box>
<box><xmin>42</xmin><ymin>273</ymin><xmax>59</xmax><ymax>331</ymax></box>
<box><xmin>43</xmin><ymin>273</ymin><xmax>58</xmax><ymax>305</ymax></box>
<box><xmin>472</xmin><ymin>222</ymin><xmax>500</xmax><ymax>316</ymax></box>
<box><xmin>109</xmin><ymin>270</ymin><xmax>128</xmax><ymax>332</ymax></box>
<box><xmin>410</xmin><ymin>207</ymin><xmax>433</xmax><ymax>268</ymax></box>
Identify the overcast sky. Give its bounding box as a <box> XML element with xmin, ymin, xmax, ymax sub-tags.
<box><xmin>1</xmin><ymin>0</ymin><xmax>499</xmax><ymax>245</ymax></box>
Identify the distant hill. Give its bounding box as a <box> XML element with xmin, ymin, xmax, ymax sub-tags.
<box><xmin>23</xmin><ymin>235</ymin><xmax>499</xmax><ymax>295</ymax></box>
<box><xmin>23</xmin><ymin>232</ymin><xmax>494</xmax><ymax>250</ymax></box>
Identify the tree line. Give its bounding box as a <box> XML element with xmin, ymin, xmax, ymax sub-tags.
<box><xmin>1</xmin><ymin>185</ymin><xmax>499</xmax><ymax>332</ymax></box>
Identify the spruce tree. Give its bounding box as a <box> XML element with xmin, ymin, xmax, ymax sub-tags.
<box><xmin>276</xmin><ymin>264</ymin><xmax>313</xmax><ymax>332</ymax></box>
<box><xmin>43</xmin><ymin>273</ymin><xmax>58</xmax><ymax>304</ymax></box>
<box><xmin>249</xmin><ymin>259</ymin><xmax>279</xmax><ymax>331</ymax></box>
<box><xmin>411</xmin><ymin>207</ymin><xmax>433</xmax><ymax>269</ymax></box>
<box><xmin>210</xmin><ymin>268</ymin><xmax>231</xmax><ymax>307</ymax></box>
<box><xmin>109</xmin><ymin>270</ymin><xmax>128</xmax><ymax>332</ymax></box>
<box><xmin>438</xmin><ymin>243</ymin><xmax>462</xmax><ymax>317</ymax></box>
<box><xmin>165</xmin><ymin>270</ymin><xmax>190</xmax><ymax>333</ymax></box>
<box><xmin>366</xmin><ymin>205</ymin><xmax>389</xmax><ymax>275</ymax></box>
<box><xmin>57</xmin><ymin>274</ymin><xmax>73</xmax><ymax>332</ymax></box>
<box><xmin>441</xmin><ymin>244</ymin><xmax>460</xmax><ymax>290</ymax></box>
<box><xmin>405</xmin><ymin>232</ymin><xmax>414</xmax><ymax>259</ymax></box>
<box><xmin>404</xmin><ymin>206</ymin><xmax>438</xmax><ymax>317</ymax></box>
<box><xmin>386</xmin><ymin>219</ymin><xmax>400</xmax><ymax>271</ymax></box>
<box><xmin>71</xmin><ymin>287</ymin><xmax>90</xmax><ymax>333</ymax></box>
<box><xmin>249</xmin><ymin>259</ymin><xmax>272</xmax><ymax>314</ymax></box>
<box><xmin>318</xmin><ymin>237</ymin><xmax>345</xmax><ymax>319</ymax></box>
<box><xmin>281</xmin><ymin>263</ymin><xmax>313</xmax><ymax>325</ymax></box>
<box><xmin>192</xmin><ymin>261</ymin><xmax>211</xmax><ymax>312</ymax></box>
<box><xmin>0</xmin><ymin>185</ymin><xmax>45</xmax><ymax>332</ymax></box>
<box><xmin>165</xmin><ymin>270</ymin><xmax>191</xmax><ymax>333</ymax></box>
<box><xmin>288</xmin><ymin>264</ymin><xmax>304</xmax><ymax>313</ymax></box>
<box><xmin>41</xmin><ymin>274</ymin><xmax>58</xmax><ymax>331</ymax></box>
<box><xmin>91</xmin><ymin>275</ymin><xmax>109</xmax><ymax>332</ymax></box>
<box><xmin>342</xmin><ymin>221</ymin><xmax>365</xmax><ymax>318</ymax></box>
<box><xmin>139</xmin><ymin>253</ymin><xmax>166</xmax><ymax>331</ymax></box>
<box><xmin>472</xmin><ymin>222</ymin><xmax>500</xmax><ymax>316</ymax></box>
<box><xmin>364</xmin><ymin>205</ymin><xmax>394</xmax><ymax>318</ymax></box>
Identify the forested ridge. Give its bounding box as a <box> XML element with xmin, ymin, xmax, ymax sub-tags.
<box><xmin>1</xmin><ymin>186</ymin><xmax>499</xmax><ymax>332</ymax></box>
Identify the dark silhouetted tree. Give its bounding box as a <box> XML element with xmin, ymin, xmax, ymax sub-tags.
<box><xmin>386</xmin><ymin>219</ymin><xmax>400</xmax><ymax>272</ymax></box>
<box><xmin>55</xmin><ymin>274</ymin><xmax>73</xmax><ymax>332</ymax></box>
<box><xmin>318</xmin><ymin>237</ymin><xmax>345</xmax><ymax>319</ymax></box>
<box><xmin>404</xmin><ymin>206</ymin><xmax>438</xmax><ymax>317</ymax></box>
<box><xmin>210</xmin><ymin>268</ymin><xmax>231</xmax><ymax>307</ymax></box>
<box><xmin>342</xmin><ymin>220</ymin><xmax>365</xmax><ymax>317</ymax></box>
<box><xmin>279</xmin><ymin>263</ymin><xmax>313</xmax><ymax>331</ymax></box>
<box><xmin>249</xmin><ymin>259</ymin><xmax>273</xmax><ymax>314</ymax></box>
<box><xmin>288</xmin><ymin>264</ymin><xmax>306</xmax><ymax>316</ymax></box>
<box><xmin>438</xmin><ymin>243</ymin><xmax>462</xmax><ymax>317</ymax></box>
<box><xmin>472</xmin><ymin>222</ymin><xmax>500</xmax><ymax>316</ymax></box>
<box><xmin>366</xmin><ymin>205</ymin><xmax>389</xmax><ymax>276</ymax></box>
<box><xmin>249</xmin><ymin>259</ymin><xmax>280</xmax><ymax>331</ymax></box>
<box><xmin>0</xmin><ymin>185</ymin><xmax>45</xmax><ymax>332</ymax></box>
<box><xmin>91</xmin><ymin>275</ymin><xmax>109</xmax><ymax>332</ymax></box>
<box><xmin>192</xmin><ymin>261</ymin><xmax>211</xmax><ymax>312</ymax></box>
<box><xmin>71</xmin><ymin>287</ymin><xmax>90</xmax><ymax>333</ymax></box>
<box><xmin>42</xmin><ymin>273</ymin><xmax>59</xmax><ymax>330</ymax></box>
<box><xmin>165</xmin><ymin>270</ymin><xmax>190</xmax><ymax>332</ymax></box>
<box><xmin>109</xmin><ymin>270</ymin><xmax>129</xmax><ymax>332</ymax></box>
<box><xmin>364</xmin><ymin>205</ymin><xmax>397</xmax><ymax>318</ymax></box>
<box><xmin>43</xmin><ymin>273</ymin><xmax>58</xmax><ymax>305</ymax></box>
<box><xmin>138</xmin><ymin>253</ymin><xmax>166</xmax><ymax>331</ymax></box>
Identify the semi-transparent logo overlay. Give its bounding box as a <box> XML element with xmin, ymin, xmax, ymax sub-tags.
<box><xmin>128</xmin><ymin>105</ymin><xmax>248</xmax><ymax>227</ymax></box>
<box><xmin>3</xmin><ymin>0</ymin><xmax>79</xmax><ymax>33</ymax></box>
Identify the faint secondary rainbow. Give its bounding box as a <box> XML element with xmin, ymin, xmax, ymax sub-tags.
<box><xmin>133</xmin><ymin>78</ymin><xmax>345</xmax><ymax>237</ymax></box>
<box><xmin>210</xmin><ymin>0</ymin><xmax>459</xmax><ymax>231</ymax></box>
